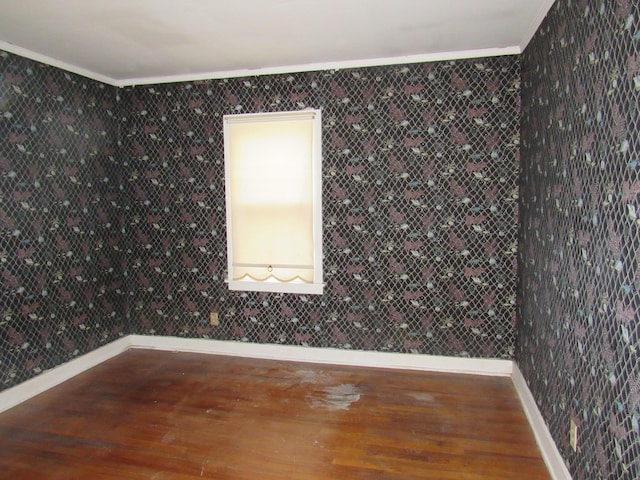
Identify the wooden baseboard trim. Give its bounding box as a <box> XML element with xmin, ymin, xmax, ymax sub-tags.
<box><xmin>128</xmin><ymin>335</ymin><xmax>513</xmax><ymax>376</ymax></box>
<box><xmin>0</xmin><ymin>336</ymin><xmax>131</xmax><ymax>414</ymax></box>
<box><xmin>0</xmin><ymin>335</ymin><xmax>511</xmax><ymax>415</ymax></box>
<box><xmin>511</xmin><ymin>363</ymin><xmax>572</xmax><ymax>480</ymax></box>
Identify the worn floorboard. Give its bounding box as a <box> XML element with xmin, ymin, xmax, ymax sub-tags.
<box><xmin>0</xmin><ymin>349</ymin><xmax>550</xmax><ymax>479</ymax></box>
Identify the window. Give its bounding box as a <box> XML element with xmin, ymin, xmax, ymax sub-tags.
<box><xmin>223</xmin><ymin>109</ymin><xmax>323</xmax><ymax>295</ymax></box>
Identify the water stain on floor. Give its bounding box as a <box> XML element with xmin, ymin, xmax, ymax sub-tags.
<box><xmin>407</xmin><ymin>392</ymin><xmax>436</xmax><ymax>403</ymax></box>
<box><xmin>306</xmin><ymin>383</ymin><xmax>361</xmax><ymax>411</ymax></box>
<box><xmin>293</xmin><ymin>368</ymin><xmax>331</xmax><ymax>385</ymax></box>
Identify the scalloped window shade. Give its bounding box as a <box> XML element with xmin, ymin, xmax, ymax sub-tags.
<box><xmin>223</xmin><ymin>110</ymin><xmax>323</xmax><ymax>295</ymax></box>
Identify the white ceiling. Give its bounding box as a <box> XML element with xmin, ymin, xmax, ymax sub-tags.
<box><xmin>0</xmin><ymin>0</ymin><xmax>555</xmax><ymax>87</ymax></box>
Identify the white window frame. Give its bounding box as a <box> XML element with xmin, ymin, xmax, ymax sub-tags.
<box><xmin>223</xmin><ymin>109</ymin><xmax>323</xmax><ymax>295</ymax></box>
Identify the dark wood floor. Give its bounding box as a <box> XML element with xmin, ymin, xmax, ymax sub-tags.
<box><xmin>0</xmin><ymin>349</ymin><xmax>549</xmax><ymax>479</ymax></box>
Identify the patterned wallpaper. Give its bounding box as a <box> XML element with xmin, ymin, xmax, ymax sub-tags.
<box><xmin>518</xmin><ymin>0</ymin><xmax>640</xmax><ymax>479</ymax></box>
<box><xmin>121</xmin><ymin>57</ymin><xmax>521</xmax><ymax>359</ymax></box>
<box><xmin>7</xmin><ymin>4</ymin><xmax>636</xmax><ymax>476</ymax></box>
<box><xmin>0</xmin><ymin>51</ymin><xmax>126</xmax><ymax>390</ymax></box>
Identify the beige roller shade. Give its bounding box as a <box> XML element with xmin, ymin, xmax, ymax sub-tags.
<box><xmin>224</xmin><ymin>110</ymin><xmax>322</xmax><ymax>293</ymax></box>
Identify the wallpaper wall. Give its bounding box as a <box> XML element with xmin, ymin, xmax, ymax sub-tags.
<box><xmin>518</xmin><ymin>0</ymin><xmax>640</xmax><ymax>479</ymax></box>
<box><xmin>5</xmin><ymin>4</ymin><xmax>636</xmax><ymax>476</ymax></box>
<box><xmin>0</xmin><ymin>51</ymin><xmax>125</xmax><ymax>390</ymax></box>
<box><xmin>121</xmin><ymin>57</ymin><xmax>521</xmax><ymax>359</ymax></box>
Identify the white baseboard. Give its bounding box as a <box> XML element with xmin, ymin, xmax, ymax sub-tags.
<box><xmin>0</xmin><ymin>336</ymin><xmax>131</xmax><ymax>414</ymax></box>
<box><xmin>128</xmin><ymin>334</ymin><xmax>513</xmax><ymax>376</ymax></box>
<box><xmin>0</xmin><ymin>335</ymin><xmax>511</xmax><ymax>416</ymax></box>
<box><xmin>511</xmin><ymin>363</ymin><xmax>572</xmax><ymax>480</ymax></box>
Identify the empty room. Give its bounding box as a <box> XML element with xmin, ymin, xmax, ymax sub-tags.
<box><xmin>0</xmin><ymin>0</ymin><xmax>638</xmax><ymax>478</ymax></box>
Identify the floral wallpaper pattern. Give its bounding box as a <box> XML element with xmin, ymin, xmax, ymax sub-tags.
<box><xmin>2</xmin><ymin>2</ymin><xmax>638</xmax><ymax>476</ymax></box>
<box><xmin>518</xmin><ymin>0</ymin><xmax>640</xmax><ymax>478</ymax></box>
<box><xmin>1</xmin><ymin>51</ymin><xmax>521</xmax><ymax>393</ymax></box>
<box><xmin>121</xmin><ymin>57</ymin><xmax>521</xmax><ymax>359</ymax></box>
<box><xmin>0</xmin><ymin>51</ymin><xmax>125</xmax><ymax>390</ymax></box>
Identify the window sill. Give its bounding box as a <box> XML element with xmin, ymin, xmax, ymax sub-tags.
<box><xmin>226</xmin><ymin>279</ymin><xmax>324</xmax><ymax>295</ymax></box>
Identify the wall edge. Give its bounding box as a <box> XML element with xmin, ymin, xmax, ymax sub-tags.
<box><xmin>113</xmin><ymin>47</ymin><xmax>520</xmax><ymax>87</ymax></box>
<box><xmin>512</xmin><ymin>363</ymin><xmax>573</xmax><ymax>480</ymax></box>
<box><xmin>518</xmin><ymin>0</ymin><xmax>557</xmax><ymax>52</ymax></box>
<box><xmin>0</xmin><ymin>335</ymin><xmax>513</xmax><ymax>416</ymax></box>
<box><xmin>128</xmin><ymin>334</ymin><xmax>513</xmax><ymax>376</ymax></box>
<box><xmin>0</xmin><ymin>336</ymin><xmax>131</xmax><ymax>414</ymax></box>
<box><xmin>0</xmin><ymin>41</ymin><xmax>118</xmax><ymax>86</ymax></box>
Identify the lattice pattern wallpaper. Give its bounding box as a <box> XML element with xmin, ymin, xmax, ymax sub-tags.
<box><xmin>121</xmin><ymin>57</ymin><xmax>521</xmax><ymax>359</ymax></box>
<box><xmin>0</xmin><ymin>51</ymin><xmax>126</xmax><ymax>390</ymax></box>
<box><xmin>518</xmin><ymin>0</ymin><xmax>640</xmax><ymax>478</ymax></box>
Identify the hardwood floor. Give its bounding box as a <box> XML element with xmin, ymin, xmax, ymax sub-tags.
<box><xmin>0</xmin><ymin>349</ymin><xmax>550</xmax><ymax>479</ymax></box>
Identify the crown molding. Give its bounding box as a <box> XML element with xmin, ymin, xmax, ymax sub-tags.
<box><xmin>0</xmin><ymin>41</ymin><xmax>118</xmax><ymax>86</ymax></box>
<box><xmin>519</xmin><ymin>0</ymin><xmax>557</xmax><ymax>52</ymax></box>
<box><xmin>114</xmin><ymin>47</ymin><xmax>520</xmax><ymax>87</ymax></box>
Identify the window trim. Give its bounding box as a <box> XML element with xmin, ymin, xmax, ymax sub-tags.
<box><xmin>223</xmin><ymin>109</ymin><xmax>323</xmax><ymax>295</ymax></box>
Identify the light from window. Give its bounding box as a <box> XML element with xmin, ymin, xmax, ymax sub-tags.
<box><xmin>223</xmin><ymin>109</ymin><xmax>323</xmax><ymax>295</ymax></box>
